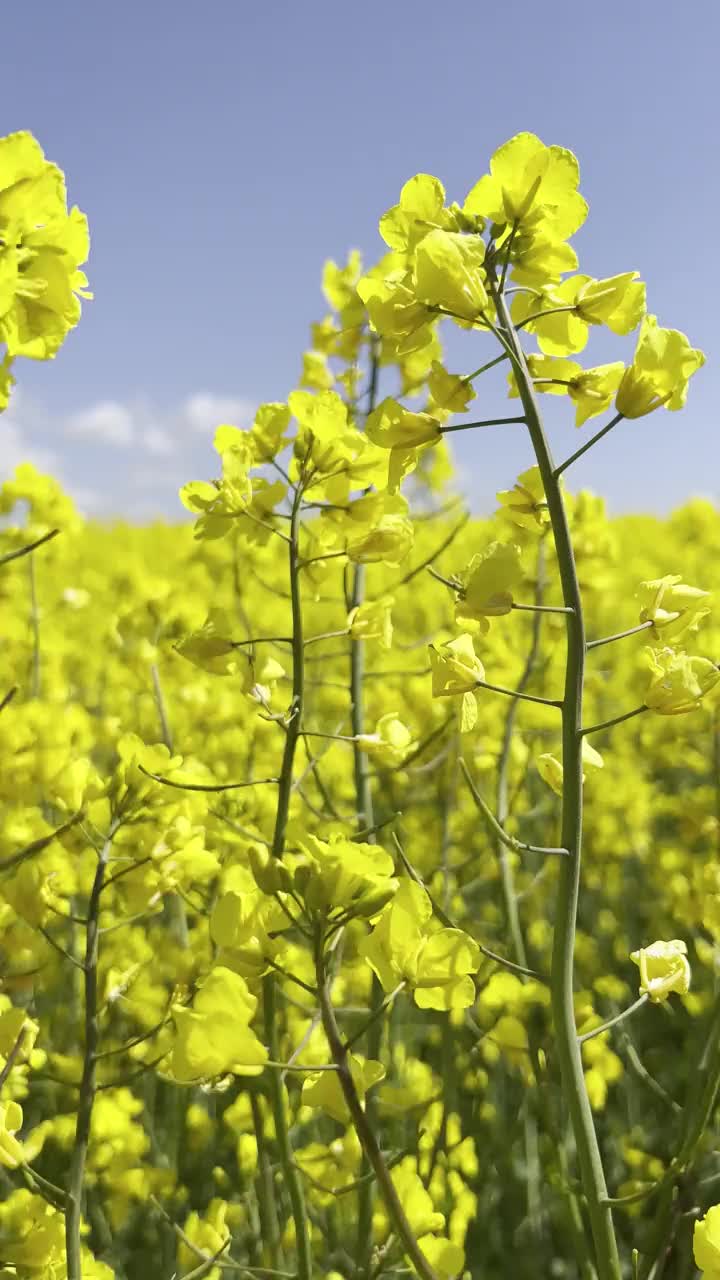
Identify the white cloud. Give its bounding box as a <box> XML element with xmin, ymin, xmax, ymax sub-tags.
<box><xmin>66</xmin><ymin>485</ymin><xmax>107</xmax><ymax>517</ymax></box>
<box><xmin>60</xmin><ymin>391</ymin><xmax>256</xmax><ymax>456</ymax></box>
<box><xmin>182</xmin><ymin>392</ymin><xmax>256</xmax><ymax>434</ymax></box>
<box><xmin>0</xmin><ymin>387</ymin><xmax>257</xmax><ymax>519</ymax></box>
<box><xmin>143</xmin><ymin>425</ymin><xmax>175</xmax><ymax>457</ymax></box>
<box><xmin>66</xmin><ymin>400</ymin><xmax>136</xmax><ymax>446</ymax></box>
<box><xmin>0</xmin><ymin>389</ymin><xmax>62</xmax><ymax>481</ymax></box>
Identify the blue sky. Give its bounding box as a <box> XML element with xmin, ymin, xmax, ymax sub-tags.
<box><xmin>2</xmin><ymin>0</ymin><xmax>718</xmax><ymax>520</ymax></box>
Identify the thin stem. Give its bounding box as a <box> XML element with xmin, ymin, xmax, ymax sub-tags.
<box><xmin>0</xmin><ymin>685</ymin><xmax>17</xmax><ymax>713</ymax></box>
<box><xmin>353</xmin><ymin>812</ymin><xmax>401</xmax><ymax>841</ymax></box>
<box><xmin>139</xmin><ymin>766</ymin><xmax>279</xmax><ymax>792</ymax></box>
<box><xmin>65</xmin><ymin>824</ymin><xmax>117</xmax><ymax>1280</ymax></box>
<box><xmin>22</xmin><ymin>1164</ymin><xmax>68</xmax><ymax>1210</ymax></box>
<box><xmin>0</xmin><ymin>527</ymin><xmax>59</xmax><ymax>566</ymax></box>
<box><xmin>581</xmin><ymin>706</ymin><xmax>648</xmax><ymax>736</ymax></box>
<box><xmin>0</xmin><ymin>812</ymin><xmax>84</xmax><ymax>875</ymax></box>
<box><xmin>392</xmin><ymin>513</ymin><xmax>469</xmax><ymax>588</ymax></box>
<box><xmin>602</xmin><ymin>1186</ymin><xmax>661</xmax><ymax>1209</ymax></box>
<box><xmin>554</xmin><ymin>414</ymin><xmax>625</xmax><ymax>479</ymax></box>
<box><xmin>618</xmin><ymin>1025</ymin><xmax>681</xmax><ymax>1114</ymax></box>
<box><xmin>264</xmin><ymin>482</ymin><xmax>313</xmax><ymax>1280</ymax></box>
<box><xmin>577</xmin><ymin>995</ymin><xmax>648</xmax><ymax>1044</ymax></box>
<box><xmin>475</xmin><ymin>677</ymin><xmax>562</xmax><ymax>710</ymax></box>
<box><xmin>0</xmin><ymin>1027</ymin><xmax>27</xmax><ymax>1092</ymax></box>
<box><xmin>250</xmin><ymin>1092</ymin><xmax>281</xmax><ymax>1268</ymax></box>
<box><xmin>465</xmin><ymin>352</ymin><xmax>508</xmax><ymax>380</ymax></box>
<box><xmin>499</xmin><ymin>219</ymin><xmax>520</xmax><ymax>291</ymax></box>
<box><xmin>264</xmin><ymin>957</ymin><xmax>318</xmax><ymax>996</ymax></box>
<box><xmin>265</xmin><ymin>1061</ymin><xmax>339</xmax><ymax>1072</ymax></box>
<box><xmin>639</xmin><ymin>994</ymin><xmax>720</xmax><ymax>1279</ymax></box>
<box><xmin>315</xmin><ymin>938</ymin><xmax>441</xmax><ymax>1280</ymax></box>
<box><xmin>230</xmin><ymin>636</ymin><xmax>293</xmax><ymax>647</ymax></box>
<box><xmin>495</xmin><ymin>542</ymin><xmax>545</xmax><ymax>1240</ymax></box>
<box><xmin>459</xmin><ymin>759</ymin><xmax>569</xmax><ymax>857</ymax></box>
<box><xmin>427</xmin><ymin>566</ymin><xmax>461</xmax><ymax>592</ymax></box>
<box><xmin>150</xmin><ymin>663</ymin><xmax>174</xmax><ymax>751</ymax></box>
<box><xmin>439</xmin><ymin>415</ymin><xmax>526</xmax><ymax>434</ymax></box>
<box><xmin>28</xmin><ymin>555</ymin><xmax>41</xmax><ymax>698</ymax></box>
<box><xmin>299</xmin><ymin>549</ymin><xmax>348</xmax><ymax>568</ymax></box>
<box><xmin>586</xmin><ymin>621</ymin><xmax>653</xmax><ymax>650</ymax></box>
<box><xmin>305</xmin><ymin>628</ymin><xmax>349</xmax><ymax>646</ymax></box>
<box><xmin>349</xmin><ymin>348</ymin><xmax>389</xmax><ymax>1275</ymax></box>
<box><xmin>151</xmin><ymin>663</ymin><xmax>188</xmax><ymax>949</ymax></box>
<box><xmin>512</xmin><ymin>602</ymin><xmax>575</xmax><ymax>616</ymax></box>
<box><xmin>263</xmin><ymin>976</ymin><xmax>313</xmax><ymax>1280</ymax></box>
<box><xmin>515</xmin><ymin>304</ymin><xmax>577</xmax><ymax>330</ymax></box>
<box><xmin>343</xmin><ymin>984</ymin><xmax>405</xmax><ymax>1053</ymax></box>
<box><xmin>492</xmin><ymin>278</ymin><xmax>621</xmax><ymax>1280</ymax></box>
<box><xmin>394</xmin><ymin>835</ymin><xmax>546</xmax><ymax>982</ymax></box>
<box><xmin>37</xmin><ymin>924</ymin><xmax>85</xmax><ymax>971</ymax></box>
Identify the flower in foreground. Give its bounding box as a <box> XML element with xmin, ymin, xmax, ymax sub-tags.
<box><xmin>615</xmin><ymin>314</ymin><xmax>704</xmax><ymax>417</ymax></box>
<box><xmin>630</xmin><ymin>939</ymin><xmax>690</xmax><ymax>1003</ymax></box>
<box><xmin>695</xmin><ymin>1204</ymin><xmax>720</xmax><ymax>1278</ymax></box>
<box><xmin>0</xmin><ymin>1100</ymin><xmax>24</xmax><ymax>1168</ymax></box>
<box><xmin>643</xmin><ymin>647</ymin><xmax>720</xmax><ymax>715</ymax></box>
<box><xmin>636</xmin><ymin>574</ymin><xmax>710</xmax><ymax>644</ymax></box>
<box><xmin>429</xmin><ymin>632</ymin><xmax>485</xmax><ymax>732</ymax></box>
<box><xmin>172</xmin><ymin>967</ymin><xmax>268</xmax><ymax>1082</ymax></box>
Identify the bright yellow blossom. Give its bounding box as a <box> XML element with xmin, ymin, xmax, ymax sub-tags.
<box><xmin>630</xmin><ymin>939</ymin><xmax>691</xmax><ymax>1003</ymax></box>
<box><xmin>695</xmin><ymin>1204</ymin><xmax>720</xmax><ymax>1278</ymax></box>
<box><xmin>616</xmin><ymin>314</ymin><xmax>704</xmax><ymax>416</ymax></box>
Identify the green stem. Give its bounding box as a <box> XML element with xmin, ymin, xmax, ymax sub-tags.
<box><xmin>493</xmin><ymin>281</ymin><xmax>621</xmax><ymax>1280</ymax></box>
<box><xmin>554</xmin><ymin>414</ymin><xmax>625</xmax><ymax>479</ymax></box>
<box><xmin>250</xmin><ymin>1091</ymin><xmax>281</xmax><ymax>1268</ymax></box>
<box><xmin>65</xmin><ymin>825</ymin><xmax>117</xmax><ymax>1280</ymax></box>
<box><xmin>676</xmin><ymin>992</ymin><xmax>720</xmax><ymax>1169</ymax></box>
<box><xmin>263</xmin><ymin>482</ymin><xmax>313</xmax><ymax>1280</ymax></box>
<box><xmin>28</xmin><ymin>555</ymin><xmax>41</xmax><ymax>699</ymax></box>
<box><xmin>152</xmin><ymin>662</ymin><xmax>189</xmax><ymax>953</ymax></box>
<box><xmin>475</xmin><ymin>677</ymin><xmax>562</xmax><ymax>710</ymax></box>
<box><xmin>314</xmin><ymin>939</ymin><xmax>441</xmax><ymax>1280</ymax></box>
<box><xmin>392</xmin><ymin>513</ymin><xmax>469</xmax><ymax>588</ymax></box>
<box><xmin>263</xmin><ymin>976</ymin><xmax>312</xmax><ymax>1280</ymax></box>
<box><xmin>465</xmin><ymin>352</ymin><xmax>508</xmax><ymax>380</ymax></box>
<box><xmin>495</xmin><ymin>539</ymin><xmax>545</xmax><ymax>963</ymax></box>
<box><xmin>0</xmin><ymin>527</ymin><xmax>59</xmax><ymax>567</ymax></box>
<box><xmin>577</xmin><ymin>995</ymin><xmax>648</xmax><ymax>1044</ymax></box>
<box><xmin>460</xmin><ymin>758</ymin><xmax>568</xmax><ymax>857</ymax></box>
<box><xmin>350</xmin><ymin>571</ymin><xmax>375</xmax><ymax>836</ymax></box>
<box><xmin>586</xmin><ymin>622</ymin><xmax>653</xmax><ymax>651</ymax></box>
<box><xmin>496</xmin><ymin>542</ymin><xmax>545</xmax><ymax>1242</ymax></box>
<box><xmin>618</xmin><ymin>1025</ymin><xmax>681</xmax><ymax>1114</ymax></box>
<box><xmin>439</xmin><ymin>415</ymin><xmax>526</xmax><ymax>433</ymax></box>
<box><xmin>350</xmin><ymin>348</ymin><xmax>388</xmax><ymax>1275</ymax></box>
<box><xmin>516</xmin><ymin>303</ymin><xmax>578</xmax><ymax>330</ymax></box>
<box><xmin>581</xmin><ymin>706</ymin><xmax>648</xmax><ymax>737</ymax></box>
<box><xmin>394</xmin><ymin>834</ymin><xmax>545</xmax><ymax>981</ymax></box>
<box><xmin>512</xmin><ymin>601</ymin><xmax>575</xmax><ymax>615</ymax></box>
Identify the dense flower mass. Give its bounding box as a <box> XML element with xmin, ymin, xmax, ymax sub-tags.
<box><xmin>0</xmin><ymin>129</ymin><xmax>717</xmax><ymax>1280</ymax></box>
<box><xmin>0</xmin><ymin>131</ymin><xmax>91</xmax><ymax>380</ymax></box>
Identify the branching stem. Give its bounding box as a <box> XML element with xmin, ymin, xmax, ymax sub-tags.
<box><xmin>315</xmin><ymin>938</ymin><xmax>440</xmax><ymax>1280</ymax></box>
<box><xmin>577</xmin><ymin>995</ymin><xmax>648</xmax><ymax>1044</ymax></box>
<box><xmin>264</xmin><ymin>482</ymin><xmax>313</xmax><ymax>1280</ymax></box>
<box><xmin>492</xmin><ymin>278</ymin><xmax>621</xmax><ymax>1280</ymax></box>
<box><xmin>65</xmin><ymin>823</ymin><xmax>118</xmax><ymax>1280</ymax></box>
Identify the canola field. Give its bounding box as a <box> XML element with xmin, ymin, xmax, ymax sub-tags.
<box><xmin>0</xmin><ymin>126</ymin><xmax>718</xmax><ymax>1280</ymax></box>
